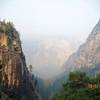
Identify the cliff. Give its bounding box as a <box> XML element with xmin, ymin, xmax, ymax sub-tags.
<box><xmin>64</xmin><ymin>19</ymin><xmax>100</xmax><ymax>74</ymax></box>
<box><xmin>0</xmin><ymin>20</ymin><xmax>41</xmax><ymax>100</ymax></box>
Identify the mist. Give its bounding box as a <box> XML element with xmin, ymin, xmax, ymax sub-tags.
<box><xmin>0</xmin><ymin>0</ymin><xmax>100</xmax><ymax>79</ymax></box>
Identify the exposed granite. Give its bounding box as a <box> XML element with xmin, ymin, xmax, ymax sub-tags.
<box><xmin>0</xmin><ymin>21</ymin><xmax>41</xmax><ymax>100</ymax></box>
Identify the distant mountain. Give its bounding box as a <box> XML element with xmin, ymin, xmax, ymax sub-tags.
<box><xmin>32</xmin><ymin>39</ymin><xmax>73</xmax><ymax>79</ymax></box>
<box><xmin>64</xmin><ymin>19</ymin><xmax>100</xmax><ymax>74</ymax></box>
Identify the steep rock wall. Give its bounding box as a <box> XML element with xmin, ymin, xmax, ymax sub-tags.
<box><xmin>0</xmin><ymin>21</ymin><xmax>41</xmax><ymax>100</ymax></box>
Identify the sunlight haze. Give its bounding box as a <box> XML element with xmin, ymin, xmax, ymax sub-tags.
<box><xmin>0</xmin><ymin>0</ymin><xmax>100</xmax><ymax>79</ymax></box>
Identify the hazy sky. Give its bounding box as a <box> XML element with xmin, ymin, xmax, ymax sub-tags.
<box><xmin>0</xmin><ymin>0</ymin><xmax>100</xmax><ymax>42</ymax></box>
<box><xmin>0</xmin><ymin>0</ymin><xmax>100</xmax><ymax>78</ymax></box>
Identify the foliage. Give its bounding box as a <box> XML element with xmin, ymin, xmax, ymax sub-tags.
<box><xmin>0</xmin><ymin>20</ymin><xmax>17</xmax><ymax>37</ymax></box>
<box><xmin>52</xmin><ymin>71</ymin><xmax>100</xmax><ymax>100</ymax></box>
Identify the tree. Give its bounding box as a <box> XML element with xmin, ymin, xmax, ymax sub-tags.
<box><xmin>69</xmin><ymin>71</ymin><xmax>88</xmax><ymax>82</ymax></box>
<box><xmin>0</xmin><ymin>20</ymin><xmax>16</xmax><ymax>38</ymax></box>
<box><xmin>52</xmin><ymin>71</ymin><xmax>100</xmax><ymax>100</ymax></box>
<box><xmin>29</xmin><ymin>64</ymin><xmax>33</xmax><ymax>73</ymax></box>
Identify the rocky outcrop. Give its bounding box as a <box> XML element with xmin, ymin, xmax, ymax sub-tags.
<box><xmin>64</xmin><ymin>19</ymin><xmax>100</xmax><ymax>74</ymax></box>
<box><xmin>0</xmin><ymin>20</ymin><xmax>41</xmax><ymax>100</ymax></box>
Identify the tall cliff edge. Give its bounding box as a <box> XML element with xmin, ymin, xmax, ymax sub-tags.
<box><xmin>0</xmin><ymin>20</ymin><xmax>41</xmax><ymax>100</ymax></box>
<box><xmin>64</xmin><ymin>19</ymin><xmax>100</xmax><ymax>75</ymax></box>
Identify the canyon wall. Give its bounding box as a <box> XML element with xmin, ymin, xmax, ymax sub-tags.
<box><xmin>0</xmin><ymin>20</ymin><xmax>41</xmax><ymax>100</ymax></box>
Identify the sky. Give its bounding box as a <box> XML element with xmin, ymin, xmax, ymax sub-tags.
<box><xmin>0</xmin><ymin>0</ymin><xmax>99</xmax><ymax>46</ymax></box>
<box><xmin>0</xmin><ymin>0</ymin><xmax>100</xmax><ymax>79</ymax></box>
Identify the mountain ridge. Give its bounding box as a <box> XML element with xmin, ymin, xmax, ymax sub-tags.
<box><xmin>63</xmin><ymin>19</ymin><xmax>100</xmax><ymax>74</ymax></box>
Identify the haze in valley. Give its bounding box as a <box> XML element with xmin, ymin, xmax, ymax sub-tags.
<box><xmin>0</xmin><ymin>0</ymin><xmax>100</xmax><ymax>79</ymax></box>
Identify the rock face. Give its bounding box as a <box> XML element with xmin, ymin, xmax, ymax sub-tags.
<box><xmin>64</xmin><ymin>19</ymin><xmax>100</xmax><ymax>73</ymax></box>
<box><xmin>0</xmin><ymin>20</ymin><xmax>41</xmax><ymax>100</ymax></box>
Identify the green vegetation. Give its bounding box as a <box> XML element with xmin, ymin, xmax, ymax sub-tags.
<box><xmin>0</xmin><ymin>20</ymin><xmax>17</xmax><ymax>37</ymax></box>
<box><xmin>52</xmin><ymin>71</ymin><xmax>100</xmax><ymax>100</ymax></box>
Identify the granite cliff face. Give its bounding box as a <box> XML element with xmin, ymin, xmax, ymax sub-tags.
<box><xmin>64</xmin><ymin>19</ymin><xmax>100</xmax><ymax>73</ymax></box>
<box><xmin>0</xmin><ymin>20</ymin><xmax>41</xmax><ymax>100</ymax></box>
